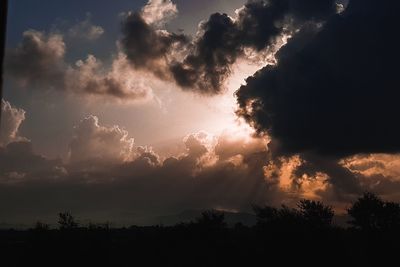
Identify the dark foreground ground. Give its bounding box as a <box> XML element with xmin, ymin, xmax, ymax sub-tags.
<box><xmin>2</xmin><ymin>193</ymin><xmax>400</xmax><ymax>267</ymax></box>
<box><xmin>1</xmin><ymin>225</ymin><xmax>399</xmax><ymax>267</ymax></box>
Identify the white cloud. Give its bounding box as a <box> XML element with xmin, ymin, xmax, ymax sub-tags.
<box><xmin>66</xmin><ymin>53</ymin><xmax>154</xmax><ymax>102</ymax></box>
<box><xmin>69</xmin><ymin>115</ymin><xmax>135</xmax><ymax>164</ymax></box>
<box><xmin>68</xmin><ymin>13</ymin><xmax>104</xmax><ymax>41</ymax></box>
<box><xmin>141</xmin><ymin>0</ymin><xmax>178</xmax><ymax>27</ymax></box>
<box><xmin>0</xmin><ymin>100</ymin><xmax>27</xmax><ymax>145</ymax></box>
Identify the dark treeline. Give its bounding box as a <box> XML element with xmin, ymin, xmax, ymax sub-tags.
<box><xmin>2</xmin><ymin>192</ymin><xmax>400</xmax><ymax>266</ymax></box>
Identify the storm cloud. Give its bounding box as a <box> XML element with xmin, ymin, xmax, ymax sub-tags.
<box><xmin>236</xmin><ymin>0</ymin><xmax>400</xmax><ymax>157</ymax></box>
<box><xmin>234</xmin><ymin>0</ymin><xmax>400</xmax><ymax>198</ymax></box>
<box><xmin>121</xmin><ymin>0</ymin><xmax>339</xmax><ymax>93</ymax></box>
<box><xmin>120</xmin><ymin>2</ymin><xmax>188</xmax><ymax>80</ymax></box>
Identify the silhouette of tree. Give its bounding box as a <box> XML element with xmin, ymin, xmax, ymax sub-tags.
<box><xmin>58</xmin><ymin>212</ymin><xmax>78</xmax><ymax>229</ymax></box>
<box><xmin>195</xmin><ymin>210</ymin><xmax>227</xmax><ymax>229</ymax></box>
<box><xmin>348</xmin><ymin>192</ymin><xmax>400</xmax><ymax>231</ymax></box>
<box><xmin>380</xmin><ymin>201</ymin><xmax>400</xmax><ymax>230</ymax></box>
<box><xmin>253</xmin><ymin>204</ymin><xmax>301</xmax><ymax>228</ymax></box>
<box><xmin>298</xmin><ymin>199</ymin><xmax>334</xmax><ymax>228</ymax></box>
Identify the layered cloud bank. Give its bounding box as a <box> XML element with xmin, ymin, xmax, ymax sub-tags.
<box><xmin>0</xmin><ymin>101</ymin><xmax>275</xmax><ymax>223</ymax></box>
<box><xmin>2</xmin><ymin>99</ymin><xmax>400</xmax><ymax>224</ymax></box>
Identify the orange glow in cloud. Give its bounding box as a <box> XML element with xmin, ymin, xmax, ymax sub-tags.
<box><xmin>264</xmin><ymin>155</ymin><xmax>329</xmax><ymax>200</ymax></box>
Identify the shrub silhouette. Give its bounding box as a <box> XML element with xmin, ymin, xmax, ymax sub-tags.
<box><xmin>348</xmin><ymin>192</ymin><xmax>400</xmax><ymax>231</ymax></box>
<box><xmin>58</xmin><ymin>212</ymin><xmax>78</xmax><ymax>229</ymax></box>
<box><xmin>34</xmin><ymin>221</ymin><xmax>50</xmax><ymax>231</ymax></box>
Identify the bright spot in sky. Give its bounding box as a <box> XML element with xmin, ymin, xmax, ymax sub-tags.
<box><xmin>203</xmin><ymin>60</ymin><xmax>264</xmax><ymax>139</ymax></box>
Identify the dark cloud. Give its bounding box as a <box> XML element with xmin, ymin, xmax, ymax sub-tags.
<box><xmin>293</xmin><ymin>153</ymin><xmax>362</xmax><ymax>197</ymax></box>
<box><xmin>0</xmin><ymin>141</ymin><xmax>64</xmax><ymax>182</ymax></box>
<box><xmin>236</xmin><ymin>0</ymin><xmax>400</xmax><ymax>157</ymax></box>
<box><xmin>170</xmin><ymin>12</ymin><xmax>240</xmax><ymax>93</ymax></box>
<box><xmin>6</xmin><ymin>30</ymin><xmax>66</xmax><ymax>88</ymax></box>
<box><xmin>120</xmin><ymin>0</ymin><xmax>338</xmax><ymax>93</ymax></box>
<box><xmin>120</xmin><ymin>11</ymin><xmax>189</xmax><ymax>79</ymax></box>
<box><xmin>235</xmin><ymin>0</ymin><xmax>400</xmax><ymax>199</ymax></box>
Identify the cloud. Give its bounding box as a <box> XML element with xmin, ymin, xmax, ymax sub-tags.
<box><xmin>68</xmin><ymin>13</ymin><xmax>104</xmax><ymax>41</ymax></box>
<box><xmin>141</xmin><ymin>0</ymin><xmax>178</xmax><ymax>27</ymax></box>
<box><xmin>173</xmin><ymin>0</ymin><xmax>338</xmax><ymax>93</ymax></box>
<box><xmin>0</xmin><ymin>107</ymin><xmax>283</xmax><ymax>223</ymax></box>
<box><xmin>0</xmin><ymin>141</ymin><xmax>64</xmax><ymax>183</ymax></box>
<box><xmin>7</xmin><ymin>0</ymin><xmax>340</xmax><ymax>99</ymax></box>
<box><xmin>236</xmin><ymin>0</ymin><xmax>400</xmax><ymax>157</ymax></box>
<box><xmin>4</xmin><ymin>0</ymin><xmax>400</xmax><ymax>223</ymax></box>
<box><xmin>6</xmin><ymin>30</ymin><xmax>66</xmax><ymax>88</ymax></box>
<box><xmin>66</xmin><ymin>53</ymin><xmax>153</xmax><ymax>101</ymax></box>
<box><xmin>2</xmin><ymin>106</ymin><xmax>400</xmax><ymax>223</ymax></box>
<box><xmin>120</xmin><ymin>10</ymin><xmax>188</xmax><ymax>80</ymax></box>
<box><xmin>0</xmin><ymin>99</ymin><xmax>27</xmax><ymax>145</ymax></box>
<box><xmin>6</xmin><ymin>30</ymin><xmax>153</xmax><ymax>102</ymax></box>
<box><xmin>68</xmin><ymin>115</ymin><xmax>135</xmax><ymax>164</ymax></box>
<box><xmin>234</xmin><ymin>0</ymin><xmax>400</xmax><ymax>201</ymax></box>
<box><xmin>120</xmin><ymin>0</ymin><xmax>338</xmax><ymax>93</ymax></box>
<box><xmin>342</xmin><ymin>154</ymin><xmax>400</xmax><ymax>183</ymax></box>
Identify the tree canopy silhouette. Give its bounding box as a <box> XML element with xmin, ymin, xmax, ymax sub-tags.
<box><xmin>58</xmin><ymin>212</ymin><xmax>79</xmax><ymax>229</ymax></box>
<box><xmin>347</xmin><ymin>192</ymin><xmax>400</xmax><ymax>231</ymax></box>
<box><xmin>298</xmin><ymin>199</ymin><xmax>334</xmax><ymax>229</ymax></box>
<box><xmin>253</xmin><ymin>199</ymin><xmax>334</xmax><ymax>229</ymax></box>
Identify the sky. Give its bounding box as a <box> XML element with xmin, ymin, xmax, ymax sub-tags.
<box><xmin>2</xmin><ymin>0</ymin><xmax>400</xmax><ymax>226</ymax></box>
